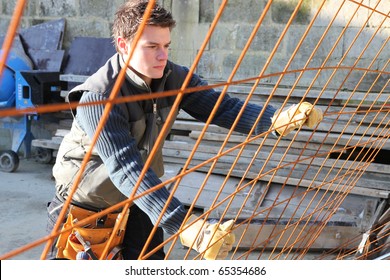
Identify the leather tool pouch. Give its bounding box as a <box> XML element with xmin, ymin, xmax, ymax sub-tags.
<box><xmin>55</xmin><ymin>205</ymin><xmax>129</xmax><ymax>260</ymax></box>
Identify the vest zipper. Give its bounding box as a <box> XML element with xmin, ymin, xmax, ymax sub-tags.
<box><xmin>153</xmin><ymin>102</ymin><xmax>157</xmax><ymax>115</ymax></box>
<box><xmin>151</xmin><ymin>69</ymin><xmax>170</xmax><ymax>116</ymax></box>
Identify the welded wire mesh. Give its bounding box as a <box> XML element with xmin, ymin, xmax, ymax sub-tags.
<box><xmin>0</xmin><ymin>0</ymin><xmax>389</xmax><ymax>260</ymax></box>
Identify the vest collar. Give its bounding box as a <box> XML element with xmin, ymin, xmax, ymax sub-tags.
<box><xmin>119</xmin><ymin>55</ymin><xmax>150</xmax><ymax>91</ymax></box>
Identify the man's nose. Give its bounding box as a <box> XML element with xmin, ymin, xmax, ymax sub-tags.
<box><xmin>157</xmin><ymin>48</ymin><xmax>168</xmax><ymax>60</ymax></box>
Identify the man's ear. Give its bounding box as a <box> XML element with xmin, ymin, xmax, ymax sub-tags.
<box><xmin>117</xmin><ymin>37</ymin><xmax>129</xmax><ymax>55</ymax></box>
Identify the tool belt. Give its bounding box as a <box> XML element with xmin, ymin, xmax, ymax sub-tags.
<box><xmin>55</xmin><ymin>205</ymin><xmax>129</xmax><ymax>260</ymax></box>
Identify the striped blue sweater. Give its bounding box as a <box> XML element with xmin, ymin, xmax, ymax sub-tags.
<box><xmin>74</xmin><ymin>56</ymin><xmax>276</xmax><ymax>235</ymax></box>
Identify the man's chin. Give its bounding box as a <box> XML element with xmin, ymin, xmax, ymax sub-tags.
<box><xmin>152</xmin><ymin>72</ymin><xmax>165</xmax><ymax>79</ymax></box>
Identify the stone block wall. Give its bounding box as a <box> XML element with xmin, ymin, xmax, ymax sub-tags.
<box><xmin>171</xmin><ymin>0</ymin><xmax>389</xmax><ymax>91</ymax></box>
<box><xmin>0</xmin><ymin>0</ymin><xmax>125</xmax><ymax>49</ymax></box>
<box><xmin>1</xmin><ymin>0</ymin><xmax>388</xmax><ymax>90</ymax></box>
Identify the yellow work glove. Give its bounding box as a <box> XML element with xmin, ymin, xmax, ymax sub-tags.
<box><xmin>271</xmin><ymin>102</ymin><xmax>323</xmax><ymax>136</ymax></box>
<box><xmin>179</xmin><ymin>215</ymin><xmax>235</xmax><ymax>260</ymax></box>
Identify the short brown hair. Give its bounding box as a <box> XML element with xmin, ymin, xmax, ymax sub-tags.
<box><xmin>112</xmin><ymin>0</ymin><xmax>176</xmax><ymax>49</ymax></box>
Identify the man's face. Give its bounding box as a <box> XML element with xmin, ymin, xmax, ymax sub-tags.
<box><xmin>119</xmin><ymin>25</ymin><xmax>171</xmax><ymax>85</ymax></box>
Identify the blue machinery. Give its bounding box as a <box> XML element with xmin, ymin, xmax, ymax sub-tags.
<box><xmin>0</xmin><ymin>51</ymin><xmax>64</xmax><ymax>172</ymax></box>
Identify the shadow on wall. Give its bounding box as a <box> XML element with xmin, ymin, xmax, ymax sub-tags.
<box><xmin>271</xmin><ymin>0</ymin><xmax>312</xmax><ymax>24</ymax></box>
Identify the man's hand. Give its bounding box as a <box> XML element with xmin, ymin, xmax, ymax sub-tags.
<box><xmin>180</xmin><ymin>215</ymin><xmax>235</xmax><ymax>260</ymax></box>
<box><xmin>271</xmin><ymin>101</ymin><xmax>323</xmax><ymax>136</ymax></box>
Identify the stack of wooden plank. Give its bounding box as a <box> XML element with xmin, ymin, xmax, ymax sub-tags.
<box><xmin>162</xmin><ymin>83</ymin><xmax>389</xmax><ymax>252</ymax></box>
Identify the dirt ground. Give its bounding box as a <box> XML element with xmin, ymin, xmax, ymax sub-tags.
<box><xmin>0</xmin><ymin>158</ymin><xmax>54</xmax><ymax>260</ymax></box>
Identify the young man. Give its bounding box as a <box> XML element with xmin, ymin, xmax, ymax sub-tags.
<box><xmin>46</xmin><ymin>0</ymin><xmax>322</xmax><ymax>260</ymax></box>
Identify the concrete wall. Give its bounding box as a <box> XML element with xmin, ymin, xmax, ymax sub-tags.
<box><xmin>166</xmin><ymin>0</ymin><xmax>389</xmax><ymax>91</ymax></box>
<box><xmin>1</xmin><ymin>0</ymin><xmax>389</xmax><ymax>152</ymax></box>
<box><xmin>0</xmin><ymin>0</ymin><xmax>125</xmax><ymax>49</ymax></box>
<box><xmin>1</xmin><ymin>0</ymin><xmax>388</xmax><ymax>89</ymax></box>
